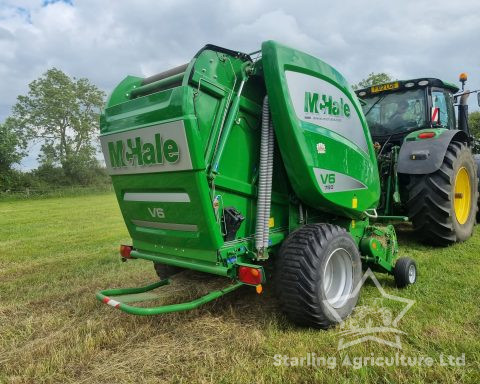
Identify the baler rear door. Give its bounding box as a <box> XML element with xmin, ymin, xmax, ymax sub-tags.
<box><xmin>261</xmin><ymin>41</ymin><xmax>380</xmax><ymax>217</ymax></box>
<box><xmin>100</xmin><ymin>85</ymin><xmax>224</xmax><ymax>263</ymax></box>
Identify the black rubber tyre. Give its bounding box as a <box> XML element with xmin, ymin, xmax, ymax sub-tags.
<box><xmin>275</xmin><ymin>223</ymin><xmax>362</xmax><ymax>329</ymax></box>
<box><xmin>393</xmin><ymin>257</ymin><xmax>417</xmax><ymax>288</ymax></box>
<box><xmin>475</xmin><ymin>154</ymin><xmax>480</xmax><ymax>222</ymax></box>
<box><xmin>153</xmin><ymin>263</ymin><xmax>183</xmax><ymax>279</ymax></box>
<box><xmin>405</xmin><ymin>141</ymin><xmax>478</xmax><ymax>245</ymax></box>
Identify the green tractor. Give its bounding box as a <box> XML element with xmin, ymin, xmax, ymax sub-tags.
<box><xmin>97</xmin><ymin>41</ymin><xmax>418</xmax><ymax>328</ymax></box>
<box><xmin>355</xmin><ymin>76</ymin><xmax>480</xmax><ymax>245</ymax></box>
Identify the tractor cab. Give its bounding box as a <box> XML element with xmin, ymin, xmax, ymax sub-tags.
<box><xmin>355</xmin><ymin>78</ymin><xmax>460</xmax><ymax>144</ymax></box>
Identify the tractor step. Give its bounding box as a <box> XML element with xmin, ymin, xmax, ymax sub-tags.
<box><xmin>96</xmin><ymin>279</ymin><xmax>243</xmax><ymax>315</ymax></box>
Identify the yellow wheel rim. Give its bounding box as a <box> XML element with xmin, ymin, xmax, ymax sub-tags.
<box><xmin>454</xmin><ymin>167</ymin><xmax>471</xmax><ymax>225</ymax></box>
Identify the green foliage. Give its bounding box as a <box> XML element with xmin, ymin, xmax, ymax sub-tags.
<box><xmin>468</xmin><ymin>110</ymin><xmax>480</xmax><ymax>139</ymax></box>
<box><xmin>0</xmin><ymin>160</ymin><xmax>110</xmax><ymax>192</ymax></box>
<box><xmin>353</xmin><ymin>72</ymin><xmax>394</xmax><ymax>90</ymax></box>
<box><xmin>33</xmin><ymin>163</ymin><xmax>67</xmax><ymax>186</ymax></box>
<box><xmin>0</xmin><ymin>169</ymin><xmax>34</xmax><ymax>191</ymax></box>
<box><xmin>33</xmin><ymin>162</ymin><xmax>109</xmax><ymax>188</ymax></box>
<box><xmin>11</xmin><ymin>67</ymin><xmax>106</xmax><ymax>174</ymax></box>
<box><xmin>1</xmin><ymin>67</ymin><xmax>108</xmax><ymax>191</ymax></box>
<box><xmin>0</xmin><ymin>117</ymin><xmax>28</xmax><ymax>173</ymax></box>
<box><xmin>0</xmin><ymin>165</ymin><xmax>109</xmax><ymax>192</ymax></box>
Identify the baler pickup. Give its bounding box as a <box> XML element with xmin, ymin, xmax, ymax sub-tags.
<box><xmin>96</xmin><ymin>278</ymin><xmax>243</xmax><ymax>316</ymax></box>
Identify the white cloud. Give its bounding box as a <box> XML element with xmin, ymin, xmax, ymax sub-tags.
<box><xmin>227</xmin><ymin>9</ymin><xmax>320</xmax><ymax>53</ymax></box>
<box><xmin>1</xmin><ymin>0</ymin><xmax>479</xmax><ymax>169</ymax></box>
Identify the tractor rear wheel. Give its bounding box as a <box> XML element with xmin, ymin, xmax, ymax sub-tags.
<box><xmin>275</xmin><ymin>223</ymin><xmax>362</xmax><ymax>329</ymax></box>
<box><xmin>406</xmin><ymin>141</ymin><xmax>478</xmax><ymax>245</ymax></box>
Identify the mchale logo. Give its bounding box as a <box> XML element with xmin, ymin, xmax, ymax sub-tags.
<box><xmin>108</xmin><ymin>133</ymin><xmax>180</xmax><ymax>168</ymax></box>
<box><xmin>304</xmin><ymin>92</ymin><xmax>351</xmax><ymax>117</ymax></box>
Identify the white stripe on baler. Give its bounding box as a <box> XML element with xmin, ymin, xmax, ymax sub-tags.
<box><xmin>124</xmin><ymin>192</ymin><xmax>190</xmax><ymax>203</ymax></box>
<box><xmin>132</xmin><ymin>219</ymin><xmax>198</xmax><ymax>232</ymax></box>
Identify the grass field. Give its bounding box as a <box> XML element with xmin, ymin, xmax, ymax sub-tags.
<box><xmin>0</xmin><ymin>193</ymin><xmax>479</xmax><ymax>383</ymax></box>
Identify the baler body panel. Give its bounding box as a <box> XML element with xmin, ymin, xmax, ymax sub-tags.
<box><xmin>261</xmin><ymin>41</ymin><xmax>380</xmax><ymax>218</ymax></box>
<box><xmin>100</xmin><ymin>41</ymin><xmax>380</xmax><ymax>269</ymax></box>
<box><xmin>100</xmin><ymin>45</ymin><xmax>290</xmax><ymax>267</ymax></box>
<box><xmin>101</xmin><ymin>86</ymin><xmax>222</xmax><ymax>261</ymax></box>
<box><xmin>97</xmin><ymin>42</ymin><xmax>413</xmax><ymax>319</ymax></box>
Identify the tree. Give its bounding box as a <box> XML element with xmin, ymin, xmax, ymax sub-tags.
<box><xmin>11</xmin><ymin>68</ymin><xmax>106</xmax><ymax>182</ymax></box>
<box><xmin>468</xmin><ymin>111</ymin><xmax>480</xmax><ymax>139</ymax></box>
<box><xmin>353</xmin><ymin>72</ymin><xmax>394</xmax><ymax>90</ymax></box>
<box><xmin>0</xmin><ymin>117</ymin><xmax>28</xmax><ymax>173</ymax></box>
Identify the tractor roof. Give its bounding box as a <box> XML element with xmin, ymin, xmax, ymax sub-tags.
<box><xmin>355</xmin><ymin>78</ymin><xmax>459</xmax><ymax>97</ymax></box>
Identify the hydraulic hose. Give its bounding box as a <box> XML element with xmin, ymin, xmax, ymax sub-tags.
<box><xmin>255</xmin><ymin>96</ymin><xmax>269</xmax><ymax>252</ymax></box>
<box><xmin>263</xmin><ymin>120</ymin><xmax>275</xmax><ymax>249</ymax></box>
<box><xmin>255</xmin><ymin>96</ymin><xmax>275</xmax><ymax>255</ymax></box>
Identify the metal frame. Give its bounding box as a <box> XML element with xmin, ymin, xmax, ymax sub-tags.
<box><xmin>96</xmin><ymin>279</ymin><xmax>243</xmax><ymax>315</ymax></box>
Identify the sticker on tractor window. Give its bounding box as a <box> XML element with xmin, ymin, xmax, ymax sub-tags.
<box><xmin>100</xmin><ymin>120</ymin><xmax>192</xmax><ymax>175</ymax></box>
<box><xmin>314</xmin><ymin>168</ymin><xmax>367</xmax><ymax>193</ymax></box>
<box><xmin>285</xmin><ymin>71</ymin><xmax>368</xmax><ymax>153</ymax></box>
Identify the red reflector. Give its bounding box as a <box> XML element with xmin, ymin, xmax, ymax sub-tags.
<box><xmin>418</xmin><ymin>132</ymin><xmax>435</xmax><ymax>139</ymax></box>
<box><xmin>238</xmin><ymin>266</ymin><xmax>262</xmax><ymax>285</ymax></box>
<box><xmin>120</xmin><ymin>245</ymin><xmax>132</xmax><ymax>259</ymax></box>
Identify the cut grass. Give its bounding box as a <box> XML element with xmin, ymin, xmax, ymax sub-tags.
<box><xmin>0</xmin><ymin>193</ymin><xmax>479</xmax><ymax>383</ymax></box>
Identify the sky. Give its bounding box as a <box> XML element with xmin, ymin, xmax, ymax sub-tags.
<box><xmin>1</xmin><ymin>0</ymin><xmax>480</xmax><ymax>170</ymax></box>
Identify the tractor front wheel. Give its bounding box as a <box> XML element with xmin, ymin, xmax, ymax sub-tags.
<box><xmin>406</xmin><ymin>141</ymin><xmax>478</xmax><ymax>245</ymax></box>
<box><xmin>275</xmin><ymin>224</ymin><xmax>362</xmax><ymax>329</ymax></box>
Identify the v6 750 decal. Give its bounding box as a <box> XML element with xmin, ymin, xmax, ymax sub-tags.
<box><xmin>314</xmin><ymin>168</ymin><xmax>367</xmax><ymax>193</ymax></box>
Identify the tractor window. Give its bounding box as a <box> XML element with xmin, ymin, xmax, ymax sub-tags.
<box><xmin>446</xmin><ymin>92</ymin><xmax>456</xmax><ymax>129</ymax></box>
<box><xmin>360</xmin><ymin>89</ymin><xmax>426</xmax><ymax>137</ymax></box>
<box><xmin>432</xmin><ymin>90</ymin><xmax>452</xmax><ymax>128</ymax></box>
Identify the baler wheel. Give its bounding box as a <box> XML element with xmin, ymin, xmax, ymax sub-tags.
<box><xmin>275</xmin><ymin>224</ymin><xmax>362</xmax><ymax>329</ymax></box>
<box><xmin>405</xmin><ymin>141</ymin><xmax>478</xmax><ymax>245</ymax></box>
<box><xmin>393</xmin><ymin>257</ymin><xmax>417</xmax><ymax>288</ymax></box>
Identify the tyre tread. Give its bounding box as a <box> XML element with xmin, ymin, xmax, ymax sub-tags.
<box><xmin>405</xmin><ymin>141</ymin><xmax>478</xmax><ymax>245</ymax></box>
<box><xmin>275</xmin><ymin>224</ymin><xmax>355</xmax><ymax>328</ymax></box>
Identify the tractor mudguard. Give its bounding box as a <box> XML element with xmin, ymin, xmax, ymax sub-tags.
<box><xmin>397</xmin><ymin>129</ymin><xmax>469</xmax><ymax>175</ymax></box>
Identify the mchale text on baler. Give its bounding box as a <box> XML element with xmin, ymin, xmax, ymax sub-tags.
<box><xmin>97</xmin><ymin>41</ymin><xmax>417</xmax><ymax>328</ymax></box>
